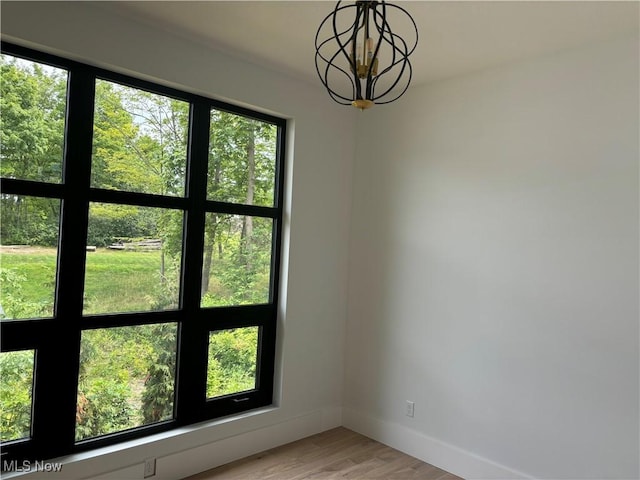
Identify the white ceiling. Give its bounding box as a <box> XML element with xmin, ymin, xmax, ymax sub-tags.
<box><xmin>98</xmin><ymin>1</ymin><xmax>639</xmax><ymax>86</ymax></box>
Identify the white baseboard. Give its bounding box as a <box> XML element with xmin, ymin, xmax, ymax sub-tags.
<box><xmin>8</xmin><ymin>405</ymin><xmax>532</xmax><ymax>480</ymax></box>
<box><xmin>342</xmin><ymin>407</ymin><xmax>532</xmax><ymax>480</ymax></box>
<box><xmin>92</xmin><ymin>406</ymin><xmax>343</xmax><ymax>480</ymax></box>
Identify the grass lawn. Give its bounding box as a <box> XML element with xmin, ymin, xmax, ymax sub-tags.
<box><xmin>84</xmin><ymin>248</ymin><xmax>173</xmax><ymax>314</ymax></box>
<box><xmin>0</xmin><ymin>248</ymin><xmax>57</xmax><ymax>315</ymax></box>
<box><xmin>0</xmin><ymin>247</ymin><xmax>172</xmax><ymax>318</ymax></box>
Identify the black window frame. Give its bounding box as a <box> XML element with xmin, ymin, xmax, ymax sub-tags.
<box><xmin>0</xmin><ymin>42</ymin><xmax>285</xmax><ymax>465</ymax></box>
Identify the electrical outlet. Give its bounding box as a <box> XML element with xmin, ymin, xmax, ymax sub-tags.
<box><xmin>406</xmin><ymin>400</ymin><xmax>415</xmax><ymax>417</ymax></box>
<box><xmin>144</xmin><ymin>458</ymin><xmax>156</xmax><ymax>478</ymax></box>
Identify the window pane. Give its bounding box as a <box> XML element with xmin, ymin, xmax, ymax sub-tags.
<box><xmin>0</xmin><ymin>55</ymin><xmax>67</xmax><ymax>183</ymax></box>
<box><xmin>0</xmin><ymin>196</ymin><xmax>59</xmax><ymax>320</ymax></box>
<box><xmin>208</xmin><ymin>110</ymin><xmax>277</xmax><ymax>207</ymax></box>
<box><xmin>76</xmin><ymin>323</ymin><xmax>177</xmax><ymax>441</ymax></box>
<box><xmin>91</xmin><ymin>80</ymin><xmax>189</xmax><ymax>196</ymax></box>
<box><xmin>207</xmin><ymin>327</ymin><xmax>259</xmax><ymax>399</ymax></box>
<box><xmin>201</xmin><ymin>215</ymin><xmax>273</xmax><ymax>307</ymax></box>
<box><xmin>84</xmin><ymin>203</ymin><xmax>183</xmax><ymax>315</ymax></box>
<box><xmin>0</xmin><ymin>350</ymin><xmax>35</xmax><ymax>442</ymax></box>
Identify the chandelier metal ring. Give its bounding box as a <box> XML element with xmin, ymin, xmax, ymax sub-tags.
<box><xmin>314</xmin><ymin>0</ymin><xmax>418</xmax><ymax>109</ymax></box>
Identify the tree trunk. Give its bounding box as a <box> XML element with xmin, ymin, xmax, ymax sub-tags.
<box><xmin>202</xmin><ymin>152</ymin><xmax>223</xmax><ymax>296</ymax></box>
<box><xmin>201</xmin><ymin>218</ymin><xmax>216</xmax><ymax>297</ymax></box>
<box><xmin>242</xmin><ymin>125</ymin><xmax>255</xmax><ymax>271</ymax></box>
<box><xmin>160</xmin><ymin>244</ymin><xmax>165</xmax><ymax>284</ymax></box>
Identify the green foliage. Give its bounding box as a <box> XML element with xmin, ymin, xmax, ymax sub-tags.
<box><xmin>0</xmin><ymin>56</ymin><xmax>64</xmax><ymax>248</ymax></box>
<box><xmin>87</xmin><ymin>204</ymin><xmax>151</xmax><ymax>247</ymax></box>
<box><xmin>0</xmin><ymin>196</ymin><xmax>60</xmax><ymax>247</ymax></box>
<box><xmin>76</xmin><ymin>327</ymin><xmax>142</xmax><ymax>441</ymax></box>
<box><xmin>91</xmin><ymin>81</ymin><xmax>189</xmax><ymax>196</ymax></box>
<box><xmin>207</xmin><ymin>327</ymin><xmax>259</xmax><ymax>398</ymax></box>
<box><xmin>76</xmin><ymin>325</ymin><xmax>173</xmax><ymax>441</ymax></box>
<box><xmin>0</xmin><ymin>266</ymin><xmax>53</xmax><ymax>319</ymax></box>
<box><xmin>141</xmin><ymin>324</ymin><xmax>177</xmax><ymax>423</ymax></box>
<box><xmin>208</xmin><ymin>111</ymin><xmax>276</xmax><ymax>206</ymax></box>
<box><xmin>201</xmin><ymin>111</ymin><xmax>276</xmax><ymax>301</ymax></box>
<box><xmin>202</xmin><ymin>216</ymin><xmax>272</xmax><ymax>307</ymax></box>
<box><xmin>76</xmin><ymin>377</ymin><xmax>133</xmax><ymax>441</ymax></box>
<box><xmin>0</xmin><ymin>350</ymin><xmax>34</xmax><ymax>441</ymax></box>
<box><xmin>91</xmin><ymin>80</ymin><xmax>139</xmax><ymax>192</ymax></box>
<box><xmin>0</xmin><ymin>55</ymin><xmax>66</xmax><ymax>183</ymax></box>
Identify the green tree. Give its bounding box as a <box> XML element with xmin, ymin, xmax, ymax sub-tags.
<box><xmin>0</xmin><ymin>56</ymin><xmax>65</xmax><ymax>248</ymax></box>
<box><xmin>91</xmin><ymin>81</ymin><xmax>189</xmax><ymax>197</ymax></box>
<box><xmin>0</xmin><ymin>55</ymin><xmax>66</xmax><ymax>183</ymax></box>
<box><xmin>141</xmin><ymin>324</ymin><xmax>177</xmax><ymax>423</ymax></box>
<box><xmin>90</xmin><ymin>80</ymin><xmax>140</xmax><ymax>192</ymax></box>
<box><xmin>202</xmin><ymin>112</ymin><xmax>276</xmax><ymax>302</ymax></box>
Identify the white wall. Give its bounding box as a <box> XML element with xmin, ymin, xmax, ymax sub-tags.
<box><xmin>1</xmin><ymin>2</ymin><xmax>355</xmax><ymax>479</ymax></box>
<box><xmin>344</xmin><ymin>35</ymin><xmax>639</xmax><ymax>479</ymax></box>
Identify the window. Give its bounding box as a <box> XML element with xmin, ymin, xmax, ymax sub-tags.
<box><xmin>0</xmin><ymin>42</ymin><xmax>285</xmax><ymax>465</ymax></box>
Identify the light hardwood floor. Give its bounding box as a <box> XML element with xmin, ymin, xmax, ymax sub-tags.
<box><xmin>184</xmin><ymin>427</ymin><xmax>463</xmax><ymax>480</ymax></box>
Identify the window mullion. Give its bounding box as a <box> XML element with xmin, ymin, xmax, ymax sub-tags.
<box><xmin>174</xmin><ymin>100</ymin><xmax>211</xmax><ymax>424</ymax></box>
<box><xmin>31</xmin><ymin>66</ymin><xmax>96</xmax><ymax>459</ymax></box>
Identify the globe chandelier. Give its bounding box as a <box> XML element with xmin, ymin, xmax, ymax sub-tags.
<box><xmin>315</xmin><ymin>0</ymin><xmax>418</xmax><ymax>110</ymax></box>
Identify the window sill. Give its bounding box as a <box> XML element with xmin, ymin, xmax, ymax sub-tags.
<box><xmin>3</xmin><ymin>406</ymin><xmax>280</xmax><ymax>479</ymax></box>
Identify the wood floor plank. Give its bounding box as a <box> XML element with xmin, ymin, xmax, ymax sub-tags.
<box><xmin>183</xmin><ymin>427</ymin><xmax>463</xmax><ymax>480</ymax></box>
